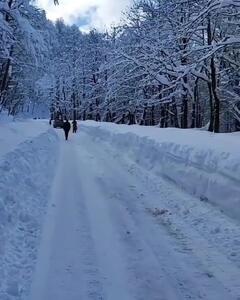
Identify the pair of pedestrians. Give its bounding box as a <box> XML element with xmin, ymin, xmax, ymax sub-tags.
<box><xmin>63</xmin><ymin>120</ymin><xmax>78</xmax><ymax>140</ymax></box>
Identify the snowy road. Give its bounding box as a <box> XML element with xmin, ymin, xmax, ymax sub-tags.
<box><xmin>29</xmin><ymin>129</ymin><xmax>240</xmax><ymax>300</ymax></box>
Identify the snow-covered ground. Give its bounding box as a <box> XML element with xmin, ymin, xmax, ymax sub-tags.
<box><xmin>0</xmin><ymin>115</ymin><xmax>50</xmax><ymax>158</ymax></box>
<box><xmin>0</xmin><ymin>119</ymin><xmax>59</xmax><ymax>299</ymax></box>
<box><xmin>82</xmin><ymin>121</ymin><xmax>240</xmax><ymax>220</ymax></box>
<box><xmin>0</xmin><ymin>120</ymin><xmax>240</xmax><ymax>300</ymax></box>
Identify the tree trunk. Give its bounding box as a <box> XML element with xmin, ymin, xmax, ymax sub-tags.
<box><xmin>72</xmin><ymin>92</ymin><xmax>76</xmax><ymax>120</ymax></box>
<box><xmin>191</xmin><ymin>102</ymin><xmax>196</xmax><ymax>128</ymax></box>
<box><xmin>172</xmin><ymin>99</ymin><xmax>179</xmax><ymax>128</ymax></box>
<box><xmin>210</xmin><ymin>57</ymin><xmax>220</xmax><ymax>133</ymax></box>
<box><xmin>181</xmin><ymin>97</ymin><xmax>188</xmax><ymax>128</ymax></box>
<box><xmin>181</xmin><ymin>34</ymin><xmax>188</xmax><ymax>129</ymax></box>
<box><xmin>165</xmin><ymin>104</ymin><xmax>169</xmax><ymax>128</ymax></box>
<box><xmin>206</xmin><ymin>16</ymin><xmax>217</xmax><ymax>132</ymax></box>
<box><xmin>151</xmin><ymin>105</ymin><xmax>155</xmax><ymax>126</ymax></box>
<box><xmin>208</xmin><ymin>82</ymin><xmax>214</xmax><ymax>132</ymax></box>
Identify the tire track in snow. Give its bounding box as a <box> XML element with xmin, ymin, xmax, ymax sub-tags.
<box><xmin>29</xmin><ymin>142</ymin><xmax>105</xmax><ymax>300</ymax></box>
<box><xmin>29</xmin><ymin>130</ymin><xmax>240</xmax><ymax>300</ymax></box>
<box><xmin>75</xmin><ymin>131</ymin><xmax>240</xmax><ymax>300</ymax></box>
<box><xmin>73</xmin><ymin>134</ymin><xmax>202</xmax><ymax>300</ymax></box>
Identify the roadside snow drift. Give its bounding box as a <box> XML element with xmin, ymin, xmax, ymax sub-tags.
<box><xmin>82</xmin><ymin>121</ymin><xmax>240</xmax><ymax>220</ymax></box>
<box><xmin>0</xmin><ymin>117</ymin><xmax>49</xmax><ymax>157</ymax></box>
<box><xmin>0</xmin><ymin>129</ymin><xmax>59</xmax><ymax>300</ymax></box>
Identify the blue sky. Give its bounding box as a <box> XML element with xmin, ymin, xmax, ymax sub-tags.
<box><xmin>36</xmin><ymin>0</ymin><xmax>132</xmax><ymax>31</ymax></box>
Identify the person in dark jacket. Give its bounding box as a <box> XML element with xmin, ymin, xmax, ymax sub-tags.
<box><xmin>63</xmin><ymin>119</ymin><xmax>71</xmax><ymax>140</ymax></box>
<box><xmin>72</xmin><ymin>119</ymin><xmax>78</xmax><ymax>133</ymax></box>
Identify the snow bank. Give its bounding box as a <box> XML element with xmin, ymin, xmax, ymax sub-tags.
<box><xmin>0</xmin><ymin>118</ymin><xmax>49</xmax><ymax>158</ymax></box>
<box><xmin>0</xmin><ymin>129</ymin><xmax>59</xmax><ymax>300</ymax></box>
<box><xmin>82</xmin><ymin>121</ymin><xmax>240</xmax><ymax>220</ymax></box>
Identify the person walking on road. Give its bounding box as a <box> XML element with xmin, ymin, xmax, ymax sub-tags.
<box><xmin>63</xmin><ymin>119</ymin><xmax>71</xmax><ymax>140</ymax></box>
<box><xmin>72</xmin><ymin>119</ymin><xmax>78</xmax><ymax>133</ymax></box>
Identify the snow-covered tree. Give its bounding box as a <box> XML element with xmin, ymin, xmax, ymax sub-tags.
<box><xmin>0</xmin><ymin>0</ymin><xmax>239</xmax><ymax>132</ymax></box>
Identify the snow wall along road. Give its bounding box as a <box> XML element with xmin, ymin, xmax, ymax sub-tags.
<box><xmin>0</xmin><ymin>129</ymin><xmax>59</xmax><ymax>300</ymax></box>
<box><xmin>82</xmin><ymin>122</ymin><xmax>240</xmax><ymax>221</ymax></box>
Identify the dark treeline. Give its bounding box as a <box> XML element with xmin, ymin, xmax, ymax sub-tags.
<box><xmin>1</xmin><ymin>0</ymin><xmax>240</xmax><ymax>132</ymax></box>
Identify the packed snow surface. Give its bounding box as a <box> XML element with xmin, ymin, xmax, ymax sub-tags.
<box><xmin>0</xmin><ymin>120</ymin><xmax>240</xmax><ymax>300</ymax></box>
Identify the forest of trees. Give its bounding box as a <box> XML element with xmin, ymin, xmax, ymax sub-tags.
<box><xmin>0</xmin><ymin>0</ymin><xmax>240</xmax><ymax>132</ymax></box>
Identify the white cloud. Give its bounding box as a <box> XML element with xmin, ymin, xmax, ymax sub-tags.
<box><xmin>36</xmin><ymin>0</ymin><xmax>132</xmax><ymax>31</ymax></box>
